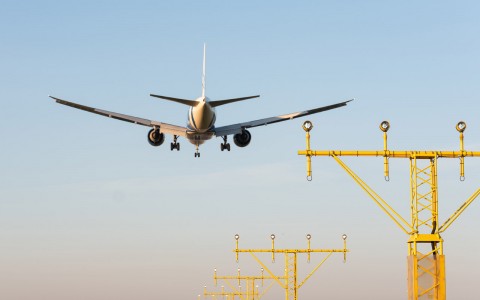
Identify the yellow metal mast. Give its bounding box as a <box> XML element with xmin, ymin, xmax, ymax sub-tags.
<box><xmin>234</xmin><ymin>233</ymin><xmax>348</xmax><ymax>300</ymax></box>
<box><xmin>298</xmin><ymin>120</ymin><xmax>480</xmax><ymax>300</ymax></box>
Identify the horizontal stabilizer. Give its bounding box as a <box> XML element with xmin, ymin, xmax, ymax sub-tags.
<box><xmin>209</xmin><ymin>95</ymin><xmax>260</xmax><ymax>107</ymax></box>
<box><xmin>150</xmin><ymin>94</ymin><xmax>198</xmax><ymax>106</ymax></box>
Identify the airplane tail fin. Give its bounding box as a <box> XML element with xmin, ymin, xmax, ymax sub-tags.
<box><xmin>209</xmin><ymin>95</ymin><xmax>260</xmax><ymax>107</ymax></box>
<box><xmin>202</xmin><ymin>43</ymin><xmax>206</xmax><ymax>98</ymax></box>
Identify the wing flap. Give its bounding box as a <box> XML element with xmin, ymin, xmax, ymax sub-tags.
<box><xmin>214</xmin><ymin>99</ymin><xmax>353</xmax><ymax>137</ymax></box>
<box><xmin>50</xmin><ymin>96</ymin><xmax>188</xmax><ymax>137</ymax></box>
<box><xmin>150</xmin><ymin>121</ymin><xmax>188</xmax><ymax>136</ymax></box>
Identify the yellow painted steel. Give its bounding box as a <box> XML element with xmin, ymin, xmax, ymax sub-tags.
<box><xmin>233</xmin><ymin>234</ymin><xmax>348</xmax><ymax>300</ymax></box>
<box><xmin>212</xmin><ymin>268</ymin><xmax>276</xmax><ymax>300</ymax></box>
<box><xmin>203</xmin><ymin>284</ymin><xmax>256</xmax><ymax>300</ymax></box>
<box><xmin>297</xmin><ymin>120</ymin><xmax>480</xmax><ymax>300</ymax></box>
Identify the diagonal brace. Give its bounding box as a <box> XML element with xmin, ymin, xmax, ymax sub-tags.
<box><xmin>332</xmin><ymin>155</ymin><xmax>413</xmax><ymax>234</ymax></box>
<box><xmin>297</xmin><ymin>252</ymin><xmax>333</xmax><ymax>289</ymax></box>
<box><xmin>438</xmin><ymin>188</ymin><xmax>480</xmax><ymax>233</ymax></box>
<box><xmin>249</xmin><ymin>253</ymin><xmax>286</xmax><ymax>289</ymax></box>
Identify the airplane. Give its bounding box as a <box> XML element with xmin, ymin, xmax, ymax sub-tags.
<box><xmin>50</xmin><ymin>45</ymin><xmax>352</xmax><ymax>157</ymax></box>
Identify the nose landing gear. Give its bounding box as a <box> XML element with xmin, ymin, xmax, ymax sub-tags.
<box><xmin>220</xmin><ymin>135</ymin><xmax>230</xmax><ymax>151</ymax></box>
<box><xmin>194</xmin><ymin>143</ymin><xmax>201</xmax><ymax>158</ymax></box>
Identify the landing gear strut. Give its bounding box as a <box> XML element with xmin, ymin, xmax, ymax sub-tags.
<box><xmin>171</xmin><ymin>135</ymin><xmax>180</xmax><ymax>151</ymax></box>
<box><xmin>220</xmin><ymin>135</ymin><xmax>230</xmax><ymax>151</ymax></box>
<box><xmin>194</xmin><ymin>144</ymin><xmax>201</xmax><ymax>158</ymax></box>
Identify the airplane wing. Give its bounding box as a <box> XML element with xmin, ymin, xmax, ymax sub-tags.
<box><xmin>214</xmin><ymin>99</ymin><xmax>353</xmax><ymax>137</ymax></box>
<box><xmin>49</xmin><ymin>96</ymin><xmax>188</xmax><ymax>137</ymax></box>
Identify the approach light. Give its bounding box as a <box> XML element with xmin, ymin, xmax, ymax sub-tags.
<box><xmin>379</xmin><ymin>121</ymin><xmax>390</xmax><ymax>132</ymax></box>
<box><xmin>306</xmin><ymin>234</ymin><xmax>311</xmax><ymax>240</ymax></box>
<box><xmin>235</xmin><ymin>234</ymin><xmax>240</xmax><ymax>240</ymax></box>
<box><xmin>270</xmin><ymin>234</ymin><xmax>276</xmax><ymax>240</ymax></box>
<box><xmin>456</xmin><ymin>121</ymin><xmax>467</xmax><ymax>133</ymax></box>
<box><xmin>302</xmin><ymin>120</ymin><xmax>313</xmax><ymax>132</ymax></box>
<box><xmin>342</xmin><ymin>234</ymin><xmax>347</xmax><ymax>240</ymax></box>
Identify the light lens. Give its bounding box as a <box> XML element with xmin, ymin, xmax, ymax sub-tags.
<box><xmin>302</xmin><ymin>120</ymin><xmax>314</xmax><ymax>132</ymax></box>
<box><xmin>456</xmin><ymin>121</ymin><xmax>467</xmax><ymax>132</ymax></box>
<box><xmin>270</xmin><ymin>234</ymin><xmax>276</xmax><ymax>240</ymax></box>
<box><xmin>379</xmin><ymin>121</ymin><xmax>390</xmax><ymax>132</ymax></box>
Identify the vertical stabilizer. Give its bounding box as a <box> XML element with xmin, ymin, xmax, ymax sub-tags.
<box><xmin>202</xmin><ymin>43</ymin><xmax>206</xmax><ymax>98</ymax></box>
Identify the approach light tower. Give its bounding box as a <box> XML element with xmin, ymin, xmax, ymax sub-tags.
<box><xmin>234</xmin><ymin>233</ymin><xmax>348</xmax><ymax>300</ymax></box>
<box><xmin>211</xmin><ymin>267</ymin><xmax>277</xmax><ymax>300</ymax></box>
<box><xmin>201</xmin><ymin>284</ymin><xmax>258</xmax><ymax>300</ymax></box>
<box><xmin>298</xmin><ymin>120</ymin><xmax>480</xmax><ymax>300</ymax></box>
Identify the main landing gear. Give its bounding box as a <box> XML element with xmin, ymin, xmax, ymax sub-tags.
<box><xmin>171</xmin><ymin>135</ymin><xmax>180</xmax><ymax>151</ymax></box>
<box><xmin>220</xmin><ymin>135</ymin><xmax>230</xmax><ymax>151</ymax></box>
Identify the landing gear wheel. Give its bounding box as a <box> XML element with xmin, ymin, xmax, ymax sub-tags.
<box><xmin>221</xmin><ymin>136</ymin><xmax>230</xmax><ymax>152</ymax></box>
<box><xmin>170</xmin><ymin>142</ymin><xmax>180</xmax><ymax>151</ymax></box>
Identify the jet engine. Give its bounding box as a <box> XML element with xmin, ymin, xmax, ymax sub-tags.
<box><xmin>233</xmin><ymin>129</ymin><xmax>251</xmax><ymax>147</ymax></box>
<box><xmin>148</xmin><ymin>129</ymin><xmax>165</xmax><ymax>146</ymax></box>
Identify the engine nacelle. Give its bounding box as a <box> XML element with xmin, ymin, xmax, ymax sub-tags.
<box><xmin>233</xmin><ymin>129</ymin><xmax>251</xmax><ymax>147</ymax></box>
<box><xmin>148</xmin><ymin>129</ymin><xmax>165</xmax><ymax>146</ymax></box>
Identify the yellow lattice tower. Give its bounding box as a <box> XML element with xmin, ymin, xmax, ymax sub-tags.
<box><xmin>298</xmin><ymin>120</ymin><xmax>480</xmax><ymax>300</ymax></box>
<box><xmin>234</xmin><ymin>233</ymin><xmax>348</xmax><ymax>300</ymax></box>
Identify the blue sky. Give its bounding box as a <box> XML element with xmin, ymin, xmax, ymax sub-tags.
<box><xmin>1</xmin><ymin>1</ymin><xmax>480</xmax><ymax>299</ymax></box>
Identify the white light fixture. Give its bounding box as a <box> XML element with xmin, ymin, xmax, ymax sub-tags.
<box><xmin>456</xmin><ymin>121</ymin><xmax>467</xmax><ymax>132</ymax></box>
<box><xmin>302</xmin><ymin>120</ymin><xmax>313</xmax><ymax>132</ymax></box>
<box><xmin>380</xmin><ymin>121</ymin><xmax>390</xmax><ymax>132</ymax></box>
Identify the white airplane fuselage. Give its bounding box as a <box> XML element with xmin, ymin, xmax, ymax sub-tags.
<box><xmin>186</xmin><ymin>96</ymin><xmax>216</xmax><ymax>145</ymax></box>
